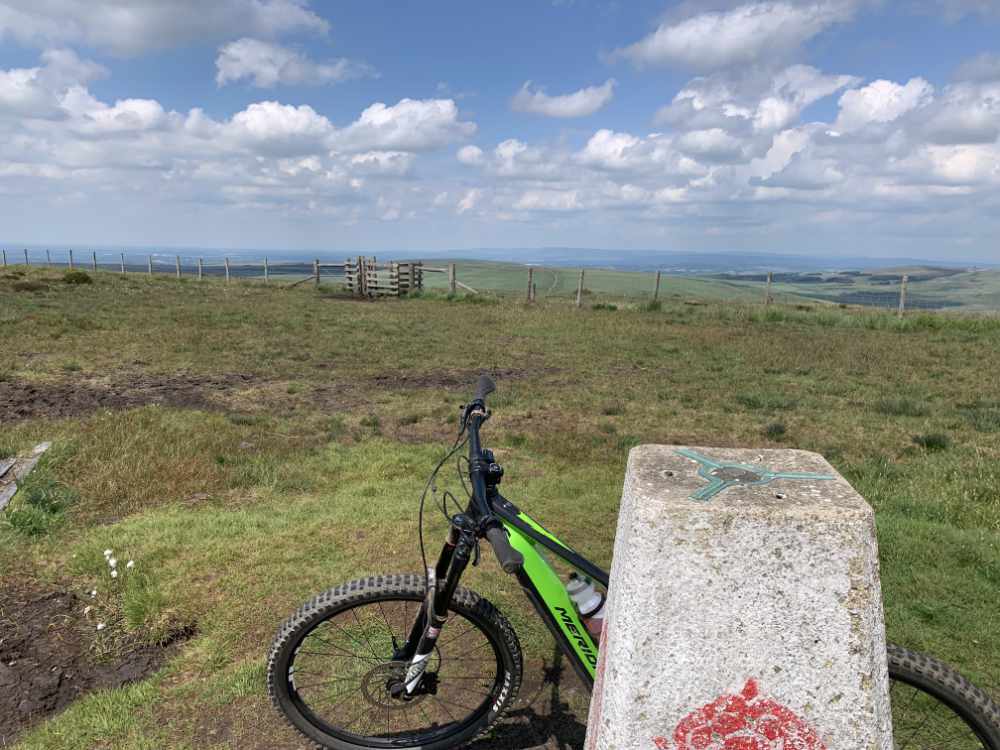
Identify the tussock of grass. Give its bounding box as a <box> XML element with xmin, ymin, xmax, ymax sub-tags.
<box><xmin>912</xmin><ymin>432</ymin><xmax>951</xmax><ymax>451</ymax></box>
<box><xmin>62</xmin><ymin>270</ymin><xmax>93</xmax><ymax>285</ymax></box>
<box><xmin>877</xmin><ymin>396</ymin><xmax>931</xmax><ymax>417</ymax></box>
<box><xmin>959</xmin><ymin>401</ymin><xmax>1000</xmax><ymax>432</ymax></box>
<box><xmin>763</xmin><ymin>421</ymin><xmax>787</xmax><ymax>440</ymax></box>
<box><xmin>736</xmin><ymin>391</ymin><xmax>798</xmax><ymax>411</ymax></box>
<box><xmin>4</xmin><ymin>465</ymin><xmax>77</xmax><ymax>537</ymax></box>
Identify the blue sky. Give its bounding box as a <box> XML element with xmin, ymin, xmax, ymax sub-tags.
<box><xmin>1</xmin><ymin>1</ymin><xmax>999</xmax><ymax>261</ymax></box>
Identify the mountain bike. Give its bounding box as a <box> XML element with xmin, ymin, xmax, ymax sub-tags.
<box><xmin>268</xmin><ymin>375</ymin><xmax>1000</xmax><ymax>749</ymax></box>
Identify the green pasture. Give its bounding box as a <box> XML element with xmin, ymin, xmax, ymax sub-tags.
<box><xmin>1</xmin><ymin>266</ymin><xmax>997</xmax><ymax>748</ymax></box>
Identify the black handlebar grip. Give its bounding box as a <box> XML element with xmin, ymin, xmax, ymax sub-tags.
<box><xmin>474</xmin><ymin>374</ymin><xmax>496</xmax><ymax>404</ymax></box>
<box><xmin>485</xmin><ymin>526</ymin><xmax>523</xmax><ymax>574</ymax></box>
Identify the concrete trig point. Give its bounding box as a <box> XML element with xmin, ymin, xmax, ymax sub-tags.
<box><xmin>585</xmin><ymin>445</ymin><xmax>892</xmax><ymax>750</ymax></box>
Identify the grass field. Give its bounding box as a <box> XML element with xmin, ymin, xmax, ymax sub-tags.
<box><xmin>413</xmin><ymin>259</ymin><xmax>1000</xmax><ymax>312</ymax></box>
<box><xmin>417</xmin><ymin>259</ymin><xmax>771</xmax><ymax>304</ymax></box>
<box><xmin>1</xmin><ymin>266</ymin><xmax>999</xmax><ymax>749</ymax></box>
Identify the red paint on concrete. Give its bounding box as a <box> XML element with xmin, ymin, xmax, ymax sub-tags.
<box><xmin>652</xmin><ymin>678</ymin><xmax>827</xmax><ymax>750</ymax></box>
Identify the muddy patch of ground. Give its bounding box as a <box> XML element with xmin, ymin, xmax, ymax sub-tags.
<box><xmin>0</xmin><ymin>578</ymin><xmax>190</xmax><ymax>745</ymax></box>
<box><xmin>368</xmin><ymin>367</ymin><xmax>530</xmax><ymax>392</ymax></box>
<box><xmin>0</xmin><ymin>372</ymin><xmax>260</xmax><ymax>422</ymax></box>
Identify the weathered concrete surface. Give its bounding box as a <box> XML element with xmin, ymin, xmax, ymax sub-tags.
<box><xmin>0</xmin><ymin>442</ymin><xmax>51</xmax><ymax>511</ymax></box>
<box><xmin>585</xmin><ymin>445</ymin><xmax>892</xmax><ymax>750</ymax></box>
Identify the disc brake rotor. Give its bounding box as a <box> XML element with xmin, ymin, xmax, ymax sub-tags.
<box><xmin>361</xmin><ymin>661</ymin><xmax>429</xmax><ymax>709</ymax></box>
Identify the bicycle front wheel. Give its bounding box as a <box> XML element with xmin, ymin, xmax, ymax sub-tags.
<box><xmin>267</xmin><ymin>574</ymin><xmax>523</xmax><ymax>750</ymax></box>
<box><xmin>889</xmin><ymin>643</ymin><xmax>1000</xmax><ymax>749</ymax></box>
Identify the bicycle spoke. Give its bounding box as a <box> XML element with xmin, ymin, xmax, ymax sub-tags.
<box><xmin>294</xmin><ymin>676</ymin><xmax>360</xmax><ymax>692</ymax></box>
<box><xmin>283</xmin><ymin>595</ymin><xmax>504</xmax><ymax>747</ymax></box>
<box><xmin>435</xmin><ymin>622</ymin><xmax>476</xmax><ymax>649</ymax></box>
<box><xmin>376</xmin><ymin>602</ymin><xmax>398</xmax><ymax>648</ymax></box>
<box><xmin>429</xmin><ymin>693</ymin><xmax>459</xmax><ymax>723</ymax></box>
<box><xmin>430</xmin><ymin>694</ymin><xmax>480</xmax><ymax>713</ymax></box>
<box><xmin>305</xmin><ymin>632</ymin><xmax>381</xmax><ymax>663</ymax></box>
<box><xmin>350</xmin><ymin>608</ymin><xmax>382</xmax><ymax>660</ymax></box>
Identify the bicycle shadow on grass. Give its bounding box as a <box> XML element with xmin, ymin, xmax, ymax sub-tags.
<box><xmin>469</xmin><ymin>644</ymin><xmax>589</xmax><ymax>750</ymax></box>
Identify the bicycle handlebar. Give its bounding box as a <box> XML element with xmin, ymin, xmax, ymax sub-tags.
<box><xmin>465</xmin><ymin>374</ymin><xmax>522</xmax><ymax>573</ymax></box>
<box><xmin>485</xmin><ymin>525</ymin><xmax>523</xmax><ymax>573</ymax></box>
<box><xmin>473</xmin><ymin>374</ymin><xmax>496</xmax><ymax>405</ymax></box>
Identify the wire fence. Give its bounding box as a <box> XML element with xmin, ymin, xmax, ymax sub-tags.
<box><xmin>2</xmin><ymin>248</ymin><xmax>987</xmax><ymax>315</ymax></box>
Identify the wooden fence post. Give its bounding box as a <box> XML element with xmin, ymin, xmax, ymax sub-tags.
<box><xmin>120</xmin><ymin>253</ymin><xmax>126</xmax><ymax>275</ymax></box>
<box><xmin>314</xmin><ymin>259</ymin><xmax>320</xmax><ymax>287</ymax></box>
<box><xmin>92</xmin><ymin>251</ymin><xmax>97</xmax><ymax>272</ymax></box>
<box><xmin>147</xmin><ymin>256</ymin><xmax>152</xmax><ymax>276</ymax></box>
<box><xmin>23</xmin><ymin>249</ymin><xmax>29</xmax><ymax>266</ymax></box>
<box><xmin>198</xmin><ymin>258</ymin><xmax>203</xmax><ymax>280</ymax></box>
<box><xmin>898</xmin><ymin>274</ymin><xmax>908</xmax><ymax>318</ymax></box>
<box><xmin>527</xmin><ymin>267</ymin><xmax>534</xmax><ymax>302</ymax></box>
<box><xmin>576</xmin><ymin>269</ymin><xmax>584</xmax><ymax>308</ymax></box>
<box><xmin>264</xmin><ymin>257</ymin><xmax>269</xmax><ymax>283</ymax></box>
<box><xmin>448</xmin><ymin>263</ymin><xmax>456</xmax><ymax>295</ymax></box>
<box><xmin>46</xmin><ymin>249</ymin><xmax>51</xmax><ymax>267</ymax></box>
<box><xmin>2</xmin><ymin>249</ymin><xmax>6</xmax><ymax>267</ymax></box>
<box><xmin>764</xmin><ymin>271</ymin><xmax>773</xmax><ymax>305</ymax></box>
<box><xmin>654</xmin><ymin>270</ymin><xmax>662</xmax><ymax>301</ymax></box>
<box><xmin>175</xmin><ymin>255</ymin><xmax>181</xmax><ymax>279</ymax></box>
<box><xmin>224</xmin><ymin>257</ymin><xmax>230</xmax><ymax>283</ymax></box>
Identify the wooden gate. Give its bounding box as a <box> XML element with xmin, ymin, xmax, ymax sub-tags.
<box><xmin>344</xmin><ymin>257</ymin><xmax>423</xmax><ymax>297</ymax></box>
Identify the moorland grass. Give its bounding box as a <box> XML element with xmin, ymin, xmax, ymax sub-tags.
<box><xmin>1</xmin><ymin>267</ymin><xmax>998</xmax><ymax>748</ymax></box>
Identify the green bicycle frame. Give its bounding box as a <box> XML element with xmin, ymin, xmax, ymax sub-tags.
<box><xmin>491</xmin><ymin>492</ymin><xmax>610</xmax><ymax>688</ymax></box>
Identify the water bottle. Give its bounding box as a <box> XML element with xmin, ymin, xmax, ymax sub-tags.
<box><xmin>565</xmin><ymin>572</ymin><xmax>606</xmax><ymax>640</ymax></box>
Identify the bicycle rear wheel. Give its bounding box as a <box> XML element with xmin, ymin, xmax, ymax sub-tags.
<box><xmin>267</xmin><ymin>574</ymin><xmax>522</xmax><ymax>750</ymax></box>
<box><xmin>889</xmin><ymin>643</ymin><xmax>1000</xmax><ymax>749</ymax></box>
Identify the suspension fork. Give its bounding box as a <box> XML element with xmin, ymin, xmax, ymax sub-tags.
<box><xmin>399</xmin><ymin>514</ymin><xmax>477</xmax><ymax>695</ymax></box>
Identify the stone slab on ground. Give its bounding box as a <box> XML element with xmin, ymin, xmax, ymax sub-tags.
<box><xmin>0</xmin><ymin>441</ymin><xmax>51</xmax><ymax>511</ymax></box>
<box><xmin>585</xmin><ymin>444</ymin><xmax>892</xmax><ymax>750</ymax></box>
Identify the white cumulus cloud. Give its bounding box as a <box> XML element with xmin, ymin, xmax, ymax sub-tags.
<box><xmin>511</xmin><ymin>79</ymin><xmax>616</xmax><ymax>117</ymax></box>
<box><xmin>0</xmin><ymin>48</ymin><xmax>106</xmax><ymax>118</ymax></box>
<box><xmin>514</xmin><ymin>189</ymin><xmax>582</xmax><ymax>211</ymax></box>
<box><xmin>226</xmin><ymin>100</ymin><xmax>333</xmax><ymax>154</ymax></box>
<box><xmin>833</xmin><ymin>77</ymin><xmax>934</xmax><ymax>133</ymax></box>
<box><xmin>216</xmin><ymin>38</ymin><xmax>375</xmax><ymax>88</ymax></box>
<box><xmin>457</xmin><ymin>145</ymin><xmax>485</xmax><ymax>165</ymax></box>
<box><xmin>617</xmin><ymin>2</ymin><xmax>854</xmax><ymax>70</ymax></box>
<box><xmin>330</xmin><ymin>98</ymin><xmax>476</xmax><ymax>152</ymax></box>
<box><xmin>657</xmin><ymin>65</ymin><xmax>858</xmax><ymax>138</ymax></box>
<box><xmin>0</xmin><ymin>0</ymin><xmax>329</xmax><ymax>56</ymax></box>
<box><xmin>456</xmin><ymin>188</ymin><xmax>482</xmax><ymax>214</ymax></box>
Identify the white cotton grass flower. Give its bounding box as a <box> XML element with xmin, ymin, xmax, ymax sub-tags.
<box><xmin>108</xmin><ymin>558</ymin><xmax>117</xmax><ymax>569</ymax></box>
<box><xmin>103</xmin><ymin>549</ymin><xmax>113</xmax><ymax>558</ymax></box>
<box><xmin>126</xmin><ymin>560</ymin><xmax>135</xmax><ymax>569</ymax></box>
<box><xmin>96</xmin><ymin>623</ymin><xmax>106</xmax><ymax>631</ymax></box>
<box><xmin>90</xmin><ymin>589</ymin><xmax>97</xmax><ymax>598</ymax></box>
<box><xmin>110</xmin><ymin>569</ymin><xmax>118</xmax><ymax>579</ymax></box>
